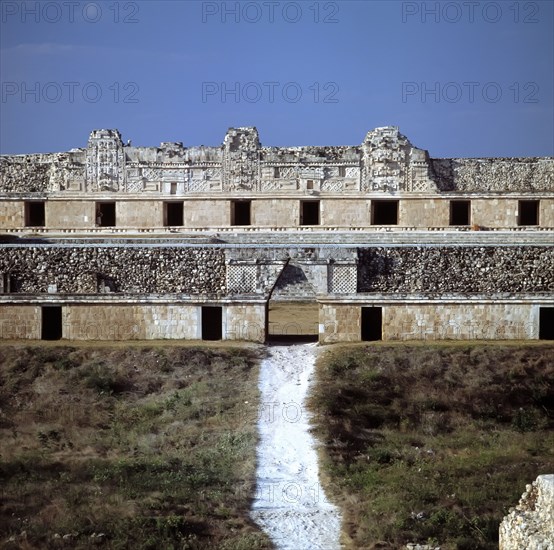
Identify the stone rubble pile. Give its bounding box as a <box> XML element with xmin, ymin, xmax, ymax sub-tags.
<box><xmin>358</xmin><ymin>246</ymin><xmax>554</xmax><ymax>293</ymax></box>
<box><xmin>499</xmin><ymin>475</ymin><xmax>554</xmax><ymax>550</ymax></box>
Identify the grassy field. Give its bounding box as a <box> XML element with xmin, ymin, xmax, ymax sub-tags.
<box><xmin>310</xmin><ymin>344</ymin><xmax>554</xmax><ymax>550</ymax></box>
<box><xmin>0</xmin><ymin>345</ymin><xmax>272</xmax><ymax>549</ymax></box>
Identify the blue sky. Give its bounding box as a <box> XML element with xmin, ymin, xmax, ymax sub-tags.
<box><xmin>1</xmin><ymin>0</ymin><xmax>553</xmax><ymax>157</ymax></box>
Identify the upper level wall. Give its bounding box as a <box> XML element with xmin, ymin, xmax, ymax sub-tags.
<box><xmin>0</xmin><ymin>246</ymin><xmax>226</xmax><ymax>295</ymax></box>
<box><xmin>358</xmin><ymin>246</ymin><xmax>554</xmax><ymax>294</ymax></box>
<box><xmin>2</xmin><ymin>127</ymin><xmax>553</xmax><ymax>196</ymax></box>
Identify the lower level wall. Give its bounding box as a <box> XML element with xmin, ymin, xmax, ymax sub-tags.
<box><xmin>0</xmin><ymin>305</ymin><xmax>41</xmax><ymax>339</ymax></box>
<box><xmin>64</xmin><ymin>305</ymin><xmax>200</xmax><ymax>340</ymax></box>
<box><xmin>320</xmin><ymin>302</ymin><xmax>543</xmax><ymax>343</ymax></box>
<box><xmin>319</xmin><ymin>304</ymin><xmax>361</xmax><ymax>343</ymax></box>
<box><xmin>0</xmin><ymin>301</ymin><xmax>549</xmax><ymax>343</ymax></box>
<box><xmin>0</xmin><ymin>303</ymin><xmax>266</xmax><ymax>342</ymax></box>
<box><xmin>383</xmin><ymin>303</ymin><xmax>538</xmax><ymax>340</ymax></box>
<box><xmin>224</xmin><ymin>304</ymin><xmax>266</xmax><ymax>342</ymax></box>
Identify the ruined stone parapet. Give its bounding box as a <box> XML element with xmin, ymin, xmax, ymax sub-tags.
<box><xmin>4</xmin><ymin>127</ymin><xmax>550</xmax><ymax>195</ymax></box>
<box><xmin>0</xmin><ymin>246</ymin><xmax>226</xmax><ymax>295</ymax></box>
<box><xmin>432</xmin><ymin>157</ymin><xmax>554</xmax><ymax>193</ymax></box>
<box><xmin>0</xmin><ymin>152</ymin><xmax>85</xmax><ymax>193</ymax></box>
<box><xmin>499</xmin><ymin>474</ymin><xmax>554</xmax><ymax>550</ymax></box>
<box><xmin>358</xmin><ymin>246</ymin><xmax>554</xmax><ymax>294</ymax></box>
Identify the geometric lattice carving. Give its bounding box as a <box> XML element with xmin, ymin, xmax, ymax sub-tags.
<box><xmin>261</xmin><ymin>179</ymin><xmax>282</xmax><ymax>191</ymax></box>
<box><xmin>345</xmin><ymin>166</ymin><xmax>359</xmax><ymax>178</ymax></box>
<box><xmin>408</xmin><ymin>164</ymin><xmax>434</xmax><ymax>192</ymax></box>
<box><xmin>321</xmin><ymin>180</ymin><xmax>344</xmax><ymax>192</ymax></box>
<box><xmin>142</xmin><ymin>167</ymin><xmax>162</xmax><ymax>182</ymax></box>
<box><xmin>187</xmin><ymin>179</ymin><xmax>210</xmax><ymax>192</ymax></box>
<box><xmin>328</xmin><ymin>264</ymin><xmax>357</xmax><ymax>293</ymax></box>
<box><xmin>205</xmin><ymin>167</ymin><xmax>222</xmax><ymax>181</ymax></box>
<box><xmin>279</xmin><ymin>166</ymin><xmax>298</xmax><ymax>179</ymax></box>
<box><xmin>226</xmin><ymin>264</ymin><xmax>257</xmax><ymax>293</ymax></box>
<box><xmin>126</xmin><ymin>177</ymin><xmax>144</xmax><ymax>192</ymax></box>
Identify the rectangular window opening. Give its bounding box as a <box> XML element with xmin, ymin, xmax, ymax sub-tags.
<box><xmin>539</xmin><ymin>307</ymin><xmax>554</xmax><ymax>340</ymax></box>
<box><xmin>300</xmin><ymin>200</ymin><xmax>320</xmax><ymax>225</ymax></box>
<box><xmin>361</xmin><ymin>307</ymin><xmax>382</xmax><ymax>341</ymax></box>
<box><xmin>97</xmin><ymin>274</ymin><xmax>117</xmax><ymax>293</ymax></box>
<box><xmin>518</xmin><ymin>200</ymin><xmax>539</xmax><ymax>226</ymax></box>
<box><xmin>96</xmin><ymin>202</ymin><xmax>116</xmax><ymax>227</ymax></box>
<box><xmin>42</xmin><ymin>306</ymin><xmax>62</xmax><ymax>340</ymax></box>
<box><xmin>202</xmin><ymin>306</ymin><xmax>222</xmax><ymax>340</ymax></box>
<box><xmin>338</xmin><ymin>166</ymin><xmax>346</xmax><ymax>177</ymax></box>
<box><xmin>170</xmin><ymin>182</ymin><xmax>177</xmax><ymax>195</ymax></box>
<box><xmin>274</xmin><ymin>167</ymin><xmax>280</xmax><ymax>178</ymax></box>
<box><xmin>450</xmin><ymin>200</ymin><xmax>471</xmax><ymax>225</ymax></box>
<box><xmin>371</xmin><ymin>200</ymin><xmax>399</xmax><ymax>225</ymax></box>
<box><xmin>231</xmin><ymin>200</ymin><xmax>251</xmax><ymax>226</ymax></box>
<box><xmin>306</xmin><ymin>180</ymin><xmax>314</xmax><ymax>190</ymax></box>
<box><xmin>164</xmin><ymin>202</ymin><xmax>184</xmax><ymax>226</ymax></box>
<box><xmin>24</xmin><ymin>201</ymin><xmax>45</xmax><ymax>227</ymax></box>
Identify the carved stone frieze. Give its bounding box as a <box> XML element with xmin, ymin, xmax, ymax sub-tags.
<box><xmin>86</xmin><ymin>129</ymin><xmax>125</xmax><ymax>192</ymax></box>
<box><xmin>1</xmin><ymin>126</ymin><xmax>552</xmax><ymax>194</ymax></box>
<box><xmin>222</xmin><ymin>127</ymin><xmax>260</xmax><ymax>191</ymax></box>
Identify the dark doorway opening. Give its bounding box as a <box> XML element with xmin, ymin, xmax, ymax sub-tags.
<box><xmin>25</xmin><ymin>201</ymin><xmax>45</xmax><ymax>227</ymax></box>
<box><xmin>231</xmin><ymin>200</ymin><xmax>251</xmax><ymax>226</ymax></box>
<box><xmin>164</xmin><ymin>202</ymin><xmax>184</xmax><ymax>226</ymax></box>
<box><xmin>96</xmin><ymin>202</ymin><xmax>116</xmax><ymax>227</ymax></box>
<box><xmin>42</xmin><ymin>306</ymin><xmax>62</xmax><ymax>340</ymax></box>
<box><xmin>300</xmin><ymin>200</ymin><xmax>320</xmax><ymax>225</ymax></box>
<box><xmin>539</xmin><ymin>307</ymin><xmax>554</xmax><ymax>340</ymax></box>
<box><xmin>518</xmin><ymin>200</ymin><xmax>539</xmax><ymax>226</ymax></box>
<box><xmin>202</xmin><ymin>306</ymin><xmax>222</xmax><ymax>340</ymax></box>
<box><xmin>450</xmin><ymin>200</ymin><xmax>471</xmax><ymax>225</ymax></box>
<box><xmin>371</xmin><ymin>200</ymin><xmax>398</xmax><ymax>225</ymax></box>
<box><xmin>361</xmin><ymin>307</ymin><xmax>382</xmax><ymax>341</ymax></box>
<box><xmin>1</xmin><ymin>273</ymin><xmax>16</xmax><ymax>293</ymax></box>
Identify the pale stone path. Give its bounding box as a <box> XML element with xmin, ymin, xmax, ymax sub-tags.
<box><xmin>251</xmin><ymin>343</ymin><xmax>342</xmax><ymax>550</ymax></box>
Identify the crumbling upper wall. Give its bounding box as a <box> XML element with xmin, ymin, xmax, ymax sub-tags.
<box><xmin>432</xmin><ymin>157</ymin><xmax>554</xmax><ymax>193</ymax></box>
<box><xmin>0</xmin><ymin>151</ymin><xmax>85</xmax><ymax>193</ymax></box>
<box><xmin>0</xmin><ymin>246</ymin><xmax>226</xmax><ymax>295</ymax></box>
<box><xmin>358</xmin><ymin>246</ymin><xmax>554</xmax><ymax>294</ymax></box>
<box><xmin>1</xmin><ymin>127</ymin><xmax>552</xmax><ymax>194</ymax></box>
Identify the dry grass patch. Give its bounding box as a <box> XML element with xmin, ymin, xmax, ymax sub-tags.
<box><xmin>310</xmin><ymin>344</ymin><xmax>554</xmax><ymax>550</ymax></box>
<box><xmin>0</xmin><ymin>345</ymin><xmax>271</xmax><ymax>549</ymax></box>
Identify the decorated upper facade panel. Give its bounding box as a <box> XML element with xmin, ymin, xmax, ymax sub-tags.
<box><xmin>1</xmin><ymin>127</ymin><xmax>553</xmax><ymax>194</ymax></box>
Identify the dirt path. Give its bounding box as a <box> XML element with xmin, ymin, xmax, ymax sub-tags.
<box><xmin>251</xmin><ymin>343</ymin><xmax>342</xmax><ymax>550</ymax></box>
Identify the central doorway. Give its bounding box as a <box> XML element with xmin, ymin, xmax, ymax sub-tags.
<box><xmin>267</xmin><ymin>301</ymin><xmax>319</xmax><ymax>342</ymax></box>
<box><xmin>267</xmin><ymin>262</ymin><xmax>319</xmax><ymax>342</ymax></box>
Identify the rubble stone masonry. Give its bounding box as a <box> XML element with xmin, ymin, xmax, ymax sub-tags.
<box><xmin>499</xmin><ymin>475</ymin><xmax>554</xmax><ymax>550</ymax></box>
<box><xmin>0</xmin><ymin>246</ymin><xmax>226</xmax><ymax>295</ymax></box>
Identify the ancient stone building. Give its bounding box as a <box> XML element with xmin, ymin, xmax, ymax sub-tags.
<box><xmin>1</xmin><ymin>126</ymin><xmax>553</xmax><ymax>342</ymax></box>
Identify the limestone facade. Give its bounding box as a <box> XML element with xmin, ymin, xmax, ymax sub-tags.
<box><xmin>1</xmin><ymin>126</ymin><xmax>553</xmax><ymax>232</ymax></box>
<box><xmin>0</xmin><ymin>126</ymin><xmax>553</xmax><ymax>342</ymax></box>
